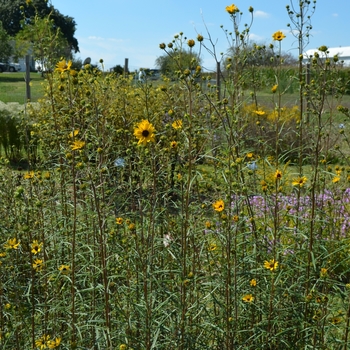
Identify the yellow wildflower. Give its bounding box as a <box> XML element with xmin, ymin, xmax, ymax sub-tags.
<box><xmin>24</xmin><ymin>171</ymin><xmax>35</xmax><ymax>179</ymax></box>
<box><xmin>250</xmin><ymin>279</ymin><xmax>257</xmax><ymax>287</ymax></box>
<box><xmin>70</xmin><ymin>140</ymin><xmax>85</xmax><ymax>150</ymax></box>
<box><xmin>116</xmin><ymin>217</ymin><xmax>123</xmax><ymax>225</ymax></box>
<box><xmin>170</xmin><ymin>141</ymin><xmax>178</xmax><ymax>149</ymax></box>
<box><xmin>264</xmin><ymin>259</ymin><xmax>278</xmax><ymax>272</ymax></box>
<box><xmin>31</xmin><ymin>240</ymin><xmax>43</xmax><ymax>255</ymax></box>
<box><xmin>33</xmin><ymin>259</ymin><xmax>44</xmax><ymax>272</ymax></box>
<box><xmin>69</xmin><ymin>129</ymin><xmax>79</xmax><ymax>138</ymax></box>
<box><xmin>172</xmin><ymin>119</ymin><xmax>183</xmax><ymax>130</ymax></box>
<box><xmin>332</xmin><ymin>176</ymin><xmax>340</xmax><ymax>183</ymax></box>
<box><xmin>274</xmin><ymin>170</ymin><xmax>282</xmax><ymax>180</ymax></box>
<box><xmin>55</xmin><ymin>59</ymin><xmax>72</xmax><ymax>73</ymax></box>
<box><xmin>58</xmin><ymin>264</ymin><xmax>70</xmax><ymax>275</ymax></box>
<box><xmin>213</xmin><ymin>199</ymin><xmax>225</xmax><ymax>212</ymax></box>
<box><xmin>271</xmin><ymin>84</ymin><xmax>278</xmax><ymax>93</ymax></box>
<box><xmin>226</xmin><ymin>4</ymin><xmax>239</xmax><ymax>14</ymax></box>
<box><xmin>47</xmin><ymin>337</ymin><xmax>61</xmax><ymax>349</ymax></box>
<box><xmin>242</xmin><ymin>294</ymin><xmax>254</xmax><ymax>303</ymax></box>
<box><xmin>254</xmin><ymin>110</ymin><xmax>265</xmax><ymax>116</ymax></box>
<box><xmin>4</xmin><ymin>238</ymin><xmax>20</xmax><ymax>250</ymax></box>
<box><xmin>134</xmin><ymin>120</ymin><xmax>156</xmax><ymax>146</ymax></box>
<box><xmin>292</xmin><ymin>176</ymin><xmax>307</xmax><ymax>187</ymax></box>
<box><xmin>320</xmin><ymin>268</ymin><xmax>328</xmax><ymax>278</ymax></box>
<box><xmin>272</xmin><ymin>31</ymin><xmax>286</xmax><ymax>41</ymax></box>
<box><xmin>208</xmin><ymin>243</ymin><xmax>217</xmax><ymax>251</ymax></box>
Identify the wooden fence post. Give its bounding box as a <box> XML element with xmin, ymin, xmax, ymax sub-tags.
<box><xmin>216</xmin><ymin>61</ymin><xmax>221</xmax><ymax>101</ymax></box>
<box><xmin>124</xmin><ymin>58</ymin><xmax>129</xmax><ymax>77</ymax></box>
<box><xmin>25</xmin><ymin>55</ymin><xmax>31</xmax><ymax>102</ymax></box>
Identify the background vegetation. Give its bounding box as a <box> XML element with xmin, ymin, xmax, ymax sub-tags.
<box><xmin>2</xmin><ymin>1</ymin><xmax>350</xmax><ymax>349</ymax></box>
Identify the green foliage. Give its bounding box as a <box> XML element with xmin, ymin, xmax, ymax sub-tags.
<box><xmin>226</xmin><ymin>42</ymin><xmax>298</xmax><ymax>68</ymax></box>
<box><xmin>15</xmin><ymin>12</ymin><xmax>69</xmax><ymax>73</ymax></box>
<box><xmin>0</xmin><ymin>21</ymin><xmax>13</xmax><ymax>62</ymax></box>
<box><xmin>3</xmin><ymin>1</ymin><xmax>350</xmax><ymax>349</ymax></box>
<box><xmin>111</xmin><ymin>64</ymin><xmax>124</xmax><ymax>75</ymax></box>
<box><xmin>0</xmin><ymin>0</ymin><xmax>79</xmax><ymax>53</ymax></box>
<box><xmin>155</xmin><ymin>41</ymin><xmax>201</xmax><ymax>78</ymax></box>
<box><xmin>0</xmin><ymin>102</ymin><xmax>25</xmax><ymax>161</ymax></box>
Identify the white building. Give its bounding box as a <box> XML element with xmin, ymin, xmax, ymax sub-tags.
<box><xmin>303</xmin><ymin>46</ymin><xmax>350</xmax><ymax>66</ymax></box>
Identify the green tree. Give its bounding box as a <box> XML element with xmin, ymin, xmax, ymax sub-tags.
<box><xmin>111</xmin><ymin>64</ymin><xmax>124</xmax><ymax>75</ymax></box>
<box><xmin>0</xmin><ymin>0</ymin><xmax>79</xmax><ymax>53</ymax></box>
<box><xmin>15</xmin><ymin>12</ymin><xmax>69</xmax><ymax>72</ymax></box>
<box><xmin>155</xmin><ymin>50</ymin><xmax>201</xmax><ymax>77</ymax></box>
<box><xmin>0</xmin><ymin>21</ymin><xmax>13</xmax><ymax>62</ymax></box>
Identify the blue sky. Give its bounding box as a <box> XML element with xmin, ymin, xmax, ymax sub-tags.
<box><xmin>50</xmin><ymin>0</ymin><xmax>350</xmax><ymax>72</ymax></box>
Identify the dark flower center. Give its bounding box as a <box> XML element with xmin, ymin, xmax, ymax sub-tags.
<box><xmin>142</xmin><ymin>130</ymin><xmax>150</xmax><ymax>137</ymax></box>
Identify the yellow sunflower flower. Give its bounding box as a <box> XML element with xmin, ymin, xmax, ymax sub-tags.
<box><xmin>254</xmin><ymin>110</ymin><xmax>265</xmax><ymax>116</ymax></box>
<box><xmin>292</xmin><ymin>176</ymin><xmax>307</xmax><ymax>187</ymax></box>
<box><xmin>69</xmin><ymin>129</ymin><xmax>79</xmax><ymax>138</ymax></box>
<box><xmin>33</xmin><ymin>258</ymin><xmax>44</xmax><ymax>272</ymax></box>
<box><xmin>332</xmin><ymin>176</ymin><xmax>340</xmax><ymax>183</ymax></box>
<box><xmin>31</xmin><ymin>240</ymin><xmax>43</xmax><ymax>255</ymax></box>
<box><xmin>47</xmin><ymin>337</ymin><xmax>61</xmax><ymax>349</ymax></box>
<box><xmin>250</xmin><ymin>278</ymin><xmax>257</xmax><ymax>287</ymax></box>
<box><xmin>4</xmin><ymin>238</ymin><xmax>20</xmax><ymax>250</ymax></box>
<box><xmin>58</xmin><ymin>264</ymin><xmax>70</xmax><ymax>275</ymax></box>
<box><xmin>261</xmin><ymin>180</ymin><xmax>268</xmax><ymax>192</ymax></box>
<box><xmin>70</xmin><ymin>140</ymin><xmax>85</xmax><ymax>150</ymax></box>
<box><xmin>116</xmin><ymin>217</ymin><xmax>123</xmax><ymax>225</ymax></box>
<box><xmin>172</xmin><ymin>119</ymin><xmax>183</xmax><ymax>130</ymax></box>
<box><xmin>55</xmin><ymin>59</ymin><xmax>72</xmax><ymax>73</ymax></box>
<box><xmin>134</xmin><ymin>120</ymin><xmax>156</xmax><ymax>146</ymax></box>
<box><xmin>24</xmin><ymin>171</ymin><xmax>35</xmax><ymax>179</ymax></box>
<box><xmin>170</xmin><ymin>141</ymin><xmax>178</xmax><ymax>149</ymax></box>
<box><xmin>320</xmin><ymin>268</ymin><xmax>328</xmax><ymax>278</ymax></box>
<box><xmin>226</xmin><ymin>4</ymin><xmax>239</xmax><ymax>14</ymax></box>
<box><xmin>274</xmin><ymin>170</ymin><xmax>282</xmax><ymax>180</ymax></box>
<box><xmin>35</xmin><ymin>335</ymin><xmax>51</xmax><ymax>350</ymax></box>
<box><xmin>264</xmin><ymin>259</ymin><xmax>278</xmax><ymax>272</ymax></box>
<box><xmin>272</xmin><ymin>31</ymin><xmax>286</xmax><ymax>41</ymax></box>
<box><xmin>213</xmin><ymin>199</ymin><xmax>225</xmax><ymax>212</ymax></box>
<box><xmin>242</xmin><ymin>294</ymin><xmax>254</xmax><ymax>303</ymax></box>
<box><xmin>208</xmin><ymin>243</ymin><xmax>217</xmax><ymax>251</ymax></box>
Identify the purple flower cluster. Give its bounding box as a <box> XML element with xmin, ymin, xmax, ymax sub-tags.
<box><xmin>233</xmin><ymin>188</ymin><xmax>350</xmax><ymax>239</ymax></box>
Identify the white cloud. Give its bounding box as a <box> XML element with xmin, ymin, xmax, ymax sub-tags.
<box><xmin>87</xmin><ymin>36</ymin><xmax>104</xmax><ymax>41</ymax></box>
<box><xmin>254</xmin><ymin>10</ymin><xmax>270</xmax><ymax>19</ymax></box>
<box><xmin>332</xmin><ymin>13</ymin><xmax>339</xmax><ymax>17</ymax></box>
<box><xmin>249</xmin><ymin>33</ymin><xmax>265</xmax><ymax>42</ymax></box>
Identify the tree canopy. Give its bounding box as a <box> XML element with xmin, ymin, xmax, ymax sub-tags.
<box><xmin>0</xmin><ymin>21</ymin><xmax>13</xmax><ymax>62</ymax></box>
<box><xmin>155</xmin><ymin>50</ymin><xmax>202</xmax><ymax>77</ymax></box>
<box><xmin>0</xmin><ymin>0</ymin><xmax>79</xmax><ymax>53</ymax></box>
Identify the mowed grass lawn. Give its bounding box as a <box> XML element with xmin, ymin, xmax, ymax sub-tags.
<box><xmin>0</xmin><ymin>71</ymin><xmax>45</xmax><ymax>103</ymax></box>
